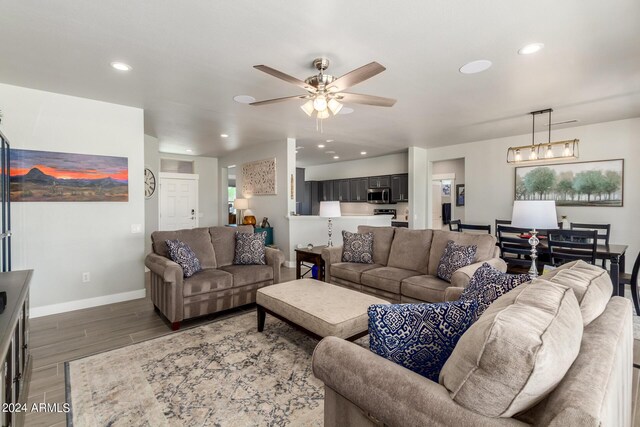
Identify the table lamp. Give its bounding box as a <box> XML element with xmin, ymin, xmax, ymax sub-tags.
<box><xmin>511</xmin><ymin>200</ymin><xmax>558</xmax><ymax>277</ymax></box>
<box><xmin>319</xmin><ymin>201</ymin><xmax>341</xmax><ymax>247</ymax></box>
<box><xmin>233</xmin><ymin>198</ymin><xmax>248</xmax><ymax>225</ymax></box>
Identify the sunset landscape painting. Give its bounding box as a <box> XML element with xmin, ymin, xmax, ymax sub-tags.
<box><xmin>10</xmin><ymin>149</ymin><xmax>128</xmax><ymax>202</ymax></box>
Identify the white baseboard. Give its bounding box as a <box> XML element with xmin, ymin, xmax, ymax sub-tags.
<box><xmin>284</xmin><ymin>261</ymin><xmax>295</xmax><ymax>268</ymax></box>
<box><xmin>30</xmin><ymin>289</ymin><xmax>147</xmax><ymax>318</ymax></box>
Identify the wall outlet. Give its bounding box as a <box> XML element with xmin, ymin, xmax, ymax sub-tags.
<box><xmin>130</xmin><ymin>224</ymin><xmax>142</xmax><ymax>234</ymax></box>
<box><xmin>82</xmin><ymin>272</ymin><xmax>90</xmax><ymax>283</ymax></box>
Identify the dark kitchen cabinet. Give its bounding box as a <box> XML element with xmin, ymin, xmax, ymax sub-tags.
<box><xmin>320</xmin><ymin>180</ymin><xmax>335</xmax><ymax>202</ymax></box>
<box><xmin>302</xmin><ymin>181</ymin><xmax>321</xmax><ymax>215</ymax></box>
<box><xmin>369</xmin><ymin>175</ymin><xmax>390</xmax><ymax>188</ymax></box>
<box><xmin>349</xmin><ymin>178</ymin><xmax>368</xmax><ymax>202</ymax></box>
<box><xmin>391</xmin><ymin>174</ymin><xmax>409</xmax><ymax>202</ymax></box>
<box><xmin>334</xmin><ymin>179</ymin><xmax>351</xmax><ymax>202</ymax></box>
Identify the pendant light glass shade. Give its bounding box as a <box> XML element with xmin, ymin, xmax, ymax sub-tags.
<box><xmin>313</xmin><ymin>95</ymin><xmax>328</xmax><ymax>112</ymax></box>
<box><xmin>300</xmin><ymin>100</ymin><xmax>314</xmax><ymax>117</ymax></box>
<box><xmin>327</xmin><ymin>98</ymin><xmax>343</xmax><ymax>115</ymax></box>
<box><xmin>317</xmin><ymin>109</ymin><xmax>330</xmax><ymax>119</ymax></box>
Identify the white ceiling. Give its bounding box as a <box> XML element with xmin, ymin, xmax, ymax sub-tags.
<box><xmin>1</xmin><ymin>1</ymin><xmax>639</xmax><ymax>166</ymax></box>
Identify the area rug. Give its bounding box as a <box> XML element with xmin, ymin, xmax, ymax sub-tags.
<box><xmin>66</xmin><ymin>312</ymin><xmax>367</xmax><ymax>426</ymax></box>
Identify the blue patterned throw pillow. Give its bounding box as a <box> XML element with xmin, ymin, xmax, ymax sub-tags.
<box><xmin>165</xmin><ymin>239</ymin><xmax>202</xmax><ymax>278</ymax></box>
<box><xmin>368</xmin><ymin>300</ymin><xmax>477</xmax><ymax>382</ymax></box>
<box><xmin>461</xmin><ymin>262</ymin><xmax>531</xmax><ymax>321</ymax></box>
<box><xmin>437</xmin><ymin>240</ymin><xmax>477</xmax><ymax>282</ymax></box>
<box><xmin>233</xmin><ymin>231</ymin><xmax>267</xmax><ymax>265</ymax></box>
<box><xmin>341</xmin><ymin>231</ymin><xmax>374</xmax><ymax>263</ymax></box>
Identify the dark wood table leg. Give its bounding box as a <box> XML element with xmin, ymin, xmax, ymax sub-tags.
<box><xmin>257</xmin><ymin>305</ymin><xmax>266</xmax><ymax>332</ymax></box>
<box><xmin>296</xmin><ymin>253</ymin><xmax>302</xmax><ymax>279</ymax></box>
<box><xmin>610</xmin><ymin>254</ymin><xmax>621</xmax><ymax>297</ymax></box>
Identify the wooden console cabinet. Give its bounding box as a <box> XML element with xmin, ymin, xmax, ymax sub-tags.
<box><xmin>0</xmin><ymin>270</ymin><xmax>32</xmax><ymax>427</ymax></box>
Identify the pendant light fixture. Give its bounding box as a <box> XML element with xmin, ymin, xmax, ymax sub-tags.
<box><xmin>506</xmin><ymin>108</ymin><xmax>579</xmax><ymax>163</ymax></box>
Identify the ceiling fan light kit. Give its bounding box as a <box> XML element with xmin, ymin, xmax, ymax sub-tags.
<box><xmin>506</xmin><ymin>108</ymin><xmax>579</xmax><ymax>163</ymax></box>
<box><xmin>250</xmin><ymin>57</ymin><xmax>396</xmax><ymax>129</ymax></box>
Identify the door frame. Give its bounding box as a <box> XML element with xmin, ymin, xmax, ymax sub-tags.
<box><xmin>158</xmin><ymin>172</ymin><xmax>200</xmax><ymax>230</ymax></box>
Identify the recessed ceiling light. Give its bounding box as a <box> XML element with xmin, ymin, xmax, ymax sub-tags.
<box><xmin>185</xmin><ymin>149</ymin><xmax>193</xmax><ymax>153</ymax></box>
<box><xmin>326</xmin><ymin>139</ymin><xmax>334</xmax><ymax>143</ymax></box>
<box><xmin>361</xmin><ymin>151</ymin><xmax>367</xmax><ymax>155</ymax></box>
<box><xmin>317</xmin><ymin>144</ymin><xmax>325</xmax><ymax>148</ymax></box>
<box><xmin>325</xmin><ymin>150</ymin><xmax>336</xmax><ymax>154</ymax></box>
<box><xmin>296</xmin><ymin>146</ymin><xmax>303</xmax><ymax>149</ymax></box>
<box><xmin>333</xmin><ymin>156</ymin><xmax>340</xmax><ymax>159</ymax></box>
<box><xmin>233</xmin><ymin>95</ymin><xmax>256</xmax><ymax>104</ymax></box>
<box><xmin>459</xmin><ymin>60</ymin><xmax>492</xmax><ymax>74</ymax></box>
<box><xmin>220</xmin><ymin>134</ymin><xmax>229</xmax><ymax>138</ymax></box>
<box><xmin>518</xmin><ymin>43</ymin><xmax>544</xmax><ymax>55</ymax></box>
<box><xmin>110</xmin><ymin>61</ymin><xmax>132</xmax><ymax>71</ymax></box>
<box><xmin>338</xmin><ymin>107</ymin><xmax>354</xmax><ymax>115</ymax></box>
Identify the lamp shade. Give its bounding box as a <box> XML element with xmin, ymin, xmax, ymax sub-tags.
<box><xmin>511</xmin><ymin>200</ymin><xmax>558</xmax><ymax>230</ymax></box>
<box><xmin>234</xmin><ymin>198</ymin><xmax>248</xmax><ymax>210</ymax></box>
<box><xmin>319</xmin><ymin>201</ymin><xmax>341</xmax><ymax>218</ymax></box>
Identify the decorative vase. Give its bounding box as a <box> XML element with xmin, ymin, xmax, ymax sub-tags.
<box><xmin>243</xmin><ymin>215</ymin><xmax>256</xmax><ymax>226</ymax></box>
<box><xmin>561</xmin><ymin>215</ymin><xmax>570</xmax><ymax>230</ymax></box>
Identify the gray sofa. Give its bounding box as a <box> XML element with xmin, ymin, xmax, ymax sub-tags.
<box><xmin>145</xmin><ymin>225</ymin><xmax>284</xmax><ymax>330</ymax></box>
<box><xmin>322</xmin><ymin>226</ymin><xmax>506</xmax><ymax>303</ymax></box>
<box><xmin>313</xmin><ymin>261</ymin><xmax>633</xmax><ymax>426</ymax></box>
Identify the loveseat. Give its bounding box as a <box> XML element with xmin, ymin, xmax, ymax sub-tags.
<box><xmin>313</xmin><ymin>261</ymin><xmax>633</xmax><ymax>426</ymax></box>
<box><xmin>145</xmin><ymin>225</ymin><xmax>284</xmax><ymax>330</ymax></box>
<box><xmin>321</xmin><ymin>226</ymin><xmax>506</xmax><ymax>303</ymax></box>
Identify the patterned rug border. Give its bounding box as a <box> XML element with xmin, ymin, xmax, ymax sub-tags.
<box><xmin>63</xmin><ymin>308</ymin><xmax>257</xmax><ymax>427</ymax></box>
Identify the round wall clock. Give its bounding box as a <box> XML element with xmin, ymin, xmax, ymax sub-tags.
<box><xmin>144</xmin><ymin>168</ymin><xmax>156</xmax><ymax>198</ymax></box>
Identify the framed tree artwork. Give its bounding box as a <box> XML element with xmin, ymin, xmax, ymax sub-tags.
<box><xmin>514</xmin><ymin>159</ymin><xmax>623</xmax><ymax>207</ymax></box>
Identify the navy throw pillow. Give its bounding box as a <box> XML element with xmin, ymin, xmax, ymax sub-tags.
<box><xmin>341</xmin><ymin>231</ymin><xmax>374</xmax><ymax>263</ymax></box>
<box><xmin>368</xmin><ymin>300</ymin><xmax>477</xmax><ymax>382</ymax></box>
<box><xmin>233</xmin><ymin>231</ymin><xmax>267</xmax><ymax>265</ymax></box>
<box><xmin>165</xmin><ymin>239</ymin><xmax>202</xmax><ymax>278</ymax></box>
<box><xmin>460</xmin><ymin>262</ymin><xmax>531</xmax><ymax>321</ymax></box>
<box><xmin>437</xmin><ymin>240</ymin><xmax>477</xmax><ymax>282</ymax></box>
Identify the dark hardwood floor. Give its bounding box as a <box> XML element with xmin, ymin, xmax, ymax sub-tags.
<box><xmin>22</xmin><ymin>268</ymin><xmax>640</xmax><ymax>426</ymax></box>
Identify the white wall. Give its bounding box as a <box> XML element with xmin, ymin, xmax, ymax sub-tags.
<box><xmin>144</xmin><ymin>135</ymin><xmax>160</xmax><ymax>256</ymax></box>
<box><xmin>219</xmin><ymin>140</ymin><xmax>293</xmax><ymax>258</ymax></box>
<box><xmin>409</xmin><ymin>147</ymin><xmax>428</xmax><ymax>228</ymax></box>
<box><xmin>0</xmin><ymin>83</ymin><xmax>145</xmax><ymax>313</ymax></box>
<box><xmin>304</xmin><ymin>152</ymin><xmax>408</xmax><ymax>180</ymax></box>
<box><xmin>427</xmin><ymin>118</ymin><xmax>640</xmax><ymax>273</ymax></box>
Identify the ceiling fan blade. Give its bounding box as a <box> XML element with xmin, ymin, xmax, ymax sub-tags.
<box><xmin>253</xmin><ymin>65</ymin><xmax>315</xmax><ymax>91</ymax></box>
<box><xmin>327</xmin><ymin>62</ymin><xmax>386</xmax><ymax>92</ymax></box>
<box><xmin>337</xmin><ymin>92</ymin><xmax>396</xmax><ymax>107</ymax></box>
<box><xmin>250</xmin><ymin>95</ymin><xmax>308</xmax><ymax>106</ymax></box>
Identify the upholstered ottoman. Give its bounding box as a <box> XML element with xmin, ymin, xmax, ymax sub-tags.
<box><xmin>256</xmin><ymin>278</ymin><xmax>389</xmax><ymax>340</ymax></box>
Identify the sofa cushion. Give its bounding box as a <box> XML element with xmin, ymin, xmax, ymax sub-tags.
<box><xmin>386</xmin><ymin>228</ymin><xmax>433</xmax><ymax>273</ymax></box>
<box><xmin>233</xmin><ymin>231</ymin><xmax>267</xmax><ymax>265</ymax></box>
<box><xmin>341</xmin><ymin>231</ymin><xmax>374</xmax><ymax>263</ymax></box>
<box><xmin>361</xmin><ymin>267</ymin><xmax>422</xmax><ymax>294</ymax></box>
<box><xmin>460</xmin><ymin>262</ymin><xmax>530</xmax><ymax>320</ymax></box>
<box><xmin>437</xmin><ymin>241</ymin><xmax>477</xmax><ymax>282</ymax></box>
<box><xmin>401</xmin><ymin>275</ymin><xmax>451</xmax><ymax>303</ymax></box>
<box><xmin>440</xmin><ymin>279</ymin><xmax>583</xmax><ymax>417</ymax></box>
<box><xmin>331</xmin><ymin>262</ymin><xmax>382</xmax><ymax>284</ymax></box>
<box><xmin>357</xmin><ymin>226</ymin><xmax>396</xmax><ymax>266</ymax></box>
<box><xmin>368</xmin><ymin>299</ymin><xmax>478</xmax><ymax>382</ymax></box>
<box><xmin>152</xmin><ymin>227</ymin><xmax>217</xmax><ymax>269</ymax></box>
<box><xmin>183</xmin><ymin>269</ymin><xmax>233</xmax><ymax>297</ymax></box>
<box><xmin>541</xmin><ymin>260</ymin><xmax>612</xmax><ymax>326</ymax></box>
<box><xmin>210</xmin><ymin>225</ymin><xmax>253</xmax><ymax>267</ymax></box>
<box><xmin>219</xmin><ymin>264</ymin><xmax>274</xmax><ymax>287</ymax></box>
<box><xmin>428</xmin><ymin>230</ymin><xmax>496</xmax><ymax>276</ymax></box>
<box><xmin>166</xmin><ymin>239</ymin><xmax>202</xmax><ymax>278</ymax></box>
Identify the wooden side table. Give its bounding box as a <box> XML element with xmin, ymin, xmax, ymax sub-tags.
<box><xmin>295</xmin><ymin>246</ymin><xmax>326</xmax><ymax>281</ymax></box>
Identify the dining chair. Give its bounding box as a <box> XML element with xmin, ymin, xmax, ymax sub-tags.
<box><xmin>620</xmin><ymin>251</ymin><xmax>640</xmax><ymax>316</ymax></box>
<box><xmin>459</xmin><ymin>223</ymin><xmax>491</xmax><ymax>234</ymax></box>
<box><xmin>496</xmin><ymin>225</ymin><xmax>537</xmax><ymax>273</ymax></box>
<box><xmin>570</xmin><ymin>223</ymin><xmax>611</xmax><ymax>267</ymax></box>
<box><xmin>547</xmin><ymin>229</ymin><xmax>598</xmax><ymax>266</ymax></box>
<box><xmin>448</xmin><ymin>219</ymin><xmax>461</xmax><ymax>232</ymax></box>
<box><xmin>495</xmin><ymin>219</ymin><xmax>511</xmax><ymax>237</ymax></box>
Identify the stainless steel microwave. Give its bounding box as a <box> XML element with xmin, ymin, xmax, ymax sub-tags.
<box><xmin>367</xmin><ymin>187</ymin><xmax>390</xmax><ymax>204</ymax></box>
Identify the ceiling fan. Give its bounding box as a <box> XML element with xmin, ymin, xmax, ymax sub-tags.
<box><xmin>250</xmin><ymin>58</ymin><xmax>396</xmax><ymax>120</ymax></box>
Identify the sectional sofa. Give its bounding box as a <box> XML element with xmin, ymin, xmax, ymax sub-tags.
<box><xmin>321</xmin><ymin>226</ymin><xmax>505</xmax><ymax>303</ymax></box>
<box><xmin>145</xmin><ymin>225</ymin><xmax>284</xmax><ymax>330</ymax></box>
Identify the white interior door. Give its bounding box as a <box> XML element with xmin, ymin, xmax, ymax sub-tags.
<box><xmin>432</xmin><ymin>182</ymin><xmax>443</xmax><ymax>230</ymax></box>
<box><xmin>159</xmin><ymin>174</ymin><xmax>199</xmax><ymax>230</ymax></box>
